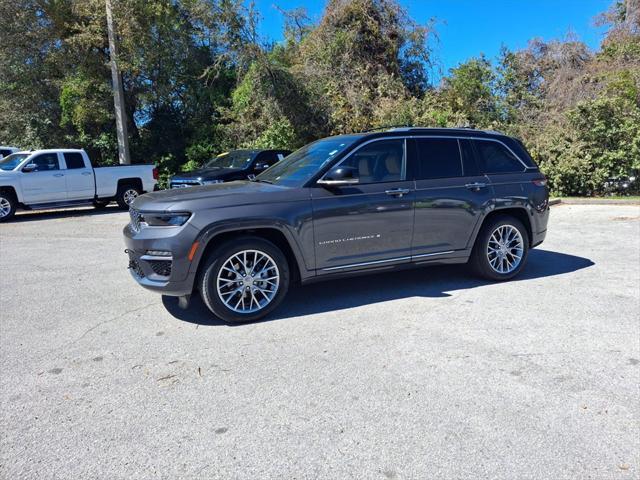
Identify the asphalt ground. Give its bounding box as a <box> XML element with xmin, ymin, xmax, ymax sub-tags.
<box><xmin>1</xmin><ymin>204</ymin><xmax>639</xmax><ymax>479</ymax></box>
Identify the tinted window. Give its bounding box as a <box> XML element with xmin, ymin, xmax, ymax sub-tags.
<box><xmin>0</xmin><ymin>149</ymin><xmax>12</xmax><ymax>157</ymax></box>
<box><xmin>63</xmin><ymin>152</ymin><xmax>86</xmax><ymax>169</ymax></box>
<box><xmin>459</xmin><ymin>139</ymin><xmax>479</xmax><ymax>176</ymax></box>
<box><xmin>30</xmin><ymin>153</ymin><xmax>59</xmax><ymax>172</ymax></box>
<box><xmin>415</xmin><ymin>138</ymin><xmax>462</xmax><ymax>179</ymax></box>
<box><xmin>259</xmin><ymin>152</ymin><xmax>279</xmax><ymax>167</ymax></box>
<box><xmin>474</xmin><ymin>140</ymin><xmax>524</xmax><ymax>174</ymax></box>
<box><xmin>340</xmin><ymin>139</ymin><xmax>404</xmax><ymax>184</ymax></box>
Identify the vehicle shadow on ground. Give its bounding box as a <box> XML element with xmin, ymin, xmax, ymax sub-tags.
<box><xmin>162</xmin><ymin>249</ymin><xmax>595</xmax><ymax>326</ymax></box>
<box><xmin>10</xmin><ymin>206</ymin><xmax>124</xmax><ymax>223</ymax></box>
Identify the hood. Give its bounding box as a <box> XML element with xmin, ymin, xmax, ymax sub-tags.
<box><xmin>132</xmin><ymin>180</ymin><xmax>307</xmax><ymax>212</ymax></box>
<box><xmin>171</xmin><ymin>168</ymin><xmax>243</xmax><ymax>182</ymax></box>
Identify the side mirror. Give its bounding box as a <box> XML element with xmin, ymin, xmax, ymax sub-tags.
<box><xmin>22</xmin><ymin>163</ymin><xmax>37</xmax><ymax>173</ymax></box>
<box><xmin>318</xmin><ymin>165</ymin><xmax>359</xmax><ymax>186</ymax></box>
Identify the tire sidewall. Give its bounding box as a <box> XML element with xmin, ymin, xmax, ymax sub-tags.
<box><xmin>473</xmin><ymin>216</ymin><xmax>529</xmax><ymax>281</ymax></box>
<box><xmin>116</xmin><ymin>185</ymin><xmax>141</xmax><ymax>209</ymax></box>
<box><xmin>199</xmin><ymin>237</ymin><xmax>290</xmax><ymax>323</ymax></box>
<box><xmin>0</xmin><ymin>192</ymin><xmax>16</xmax><ymax>222</ymax></box>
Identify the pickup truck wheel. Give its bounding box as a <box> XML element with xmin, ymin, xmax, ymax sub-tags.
<box><xmin>116</xmin><ymin>185</ymin><xmax>141</xmax><ymax>209</ymax></box>
<box><xmin>0</xmin><ymin>192</ymin><xmax>16</xmax><ymax>222</ymax></box>
<box><xmin>470</xmin><ymin>216</ymin><xmax>529</xmax><ymax>281</ymax></box>
<box><xmin>199</xmin><ymin>237</ymin><xmax>290</xmax><ymax>323</ymax></box>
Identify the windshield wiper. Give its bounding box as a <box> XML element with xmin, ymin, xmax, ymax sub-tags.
<box><xmin>250</xmin><ymin>177</ymin><xmax>273</xmax><ymax>184</ymax></box>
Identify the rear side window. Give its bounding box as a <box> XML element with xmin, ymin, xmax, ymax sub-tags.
<box><xmin>0</xmin><ymin>149</ymin><xmax>12</xmax><ymax>158</ymax></box>
<box><xmin>415</xmin><ymin>138</ymin><xmax>462</xmax><ymax>179</ymax></box>
<box><xmin>63</xmin><ymin>152</ymin><xmax>86</xmax><ymax>169</ymax></box>
<box><xmin>473</xmin><ymin>140</ymin><xmax>525</xmax><ymax>174</ymax></box>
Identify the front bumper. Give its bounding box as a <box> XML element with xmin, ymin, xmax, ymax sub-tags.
<box><xmin>123</xmin><ymin>221</ymin><xmax>199</xmax><ymax>297</ymax></box>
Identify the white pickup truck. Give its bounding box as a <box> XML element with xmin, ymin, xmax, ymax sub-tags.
<box><xmin>0</xmin><ymin>149</ymin><xmax>158</xmax><ymax>222</ymax></box>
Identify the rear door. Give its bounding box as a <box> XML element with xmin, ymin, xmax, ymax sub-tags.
<box><xmin>311</xmin><ymin>138</ymin><xmax>414</xmax><ymax>272</ymax></box>
<box><xmin>20</xmin><ymin>153</ymin><xmax>67</xmax><ymax>203</ymax></box>
<box><xmin>410</xmin><ymin>137</ymin><xmax>493</xmax><ymax>257</ymax></box>
<box><xmin>62</xmin><ymin>152</ymin><xmax>95</xmax><ymax>200</ymax></box>
<box><xmin>471</xmin><ymin>139</ymin><xmax>528</xmax><ymax>198</ymax></box>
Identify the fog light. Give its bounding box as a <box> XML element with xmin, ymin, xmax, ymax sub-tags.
<box><xmin>146</xmin><ymin>250</ymin><xmax>172</xmax><ymax>257</ymax></box>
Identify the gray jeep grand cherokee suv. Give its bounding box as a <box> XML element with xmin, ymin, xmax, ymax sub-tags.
<box><xmin>124</xmin><ymin>127</ymin><xmax>549</xmax><ymax>323</ymax></box>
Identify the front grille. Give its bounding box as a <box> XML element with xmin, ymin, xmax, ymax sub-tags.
<box><xmin>129</xmin><ymin>208</ymin><xmax>141</xmax><ymax>233</ymax></box>
<box><xmin>170</xmin><ymin>180</ymin><xmax>201</xmax><ymax>189</ymax></box>
<box><xmin>149</xmin><ymin>260</ymin><xmax>172</xmax><ymax>277</ymax></box>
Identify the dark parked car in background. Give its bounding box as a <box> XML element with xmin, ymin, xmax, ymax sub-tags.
<box><xmin>169</xmin><ymin>149</ymin><xmax>290</xmax><ymax>188</ymax></box>
<box><xmin>125</xmin><ymin>127</ymin><xmax>549</xmax><ymax>323</ymax></box>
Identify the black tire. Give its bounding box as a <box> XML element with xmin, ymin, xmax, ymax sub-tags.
<box><xmin>0</xmin><ymin>190</ymin><xmax>17</xmax><ymax>223</ymax></box>
<box><xmin>93</xmin><ymin>199</ymin><xmax>110</xmax><ymax>209</ymax></box>
<box><xmin>470</xmin><ymin>215</ymin><xmax>529</xmax><ymax>281</ymax></box>
<box><xmin>115</xmin><ymin>184</ymin><xmax>141</xmax><ymax>209</ymax></box>
<box><xmin>199</xmin><ymin>236</ymin><xmax>290</xmax><ymax>323</ymax></box>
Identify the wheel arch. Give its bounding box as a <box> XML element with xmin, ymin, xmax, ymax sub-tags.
<box><xmin>117</xmin><ymin>177</ymin><xmax>144</xmax><ymax>192</ymax></box>
<box><xmin>192</xmin><ymin>224</ymin><xmax>306</xmax><ymax>285</ymax></box>
<box><xmin>473</xmin><ymin>207</ymin><xmax>533</xmax><ymax>248</ymax></box>
<box><xmin>0</xmin><ymin>185</ymin><xmax>20</xmax><ymax>203</ymax></box>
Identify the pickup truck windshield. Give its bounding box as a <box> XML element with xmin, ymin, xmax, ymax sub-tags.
<box><xmin>204</xmin><ymin>151</ymin><xmax>255</xmax><ymax>169</ymax></box>
<box><xmin>0</xmin><ymin>154</ymin><xmax>29</xmax><ymax>171</ymax></box>
<box><xmin>256</xmin><ymin>135</ymin><xmax>361</xmax><ymax>187</ymax></box>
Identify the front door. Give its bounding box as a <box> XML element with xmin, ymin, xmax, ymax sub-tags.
<box><xmin>311</xmin><ymin>138</ymin><xmax>414</xmax><ymax>272</ymax></box>
<box><xmin>411</xmin><ymin>137</ymin><xmax>493</xmax><ymax>256</ymax></box>
<box><xmin>20</xmin><ymin>153</ymin><xmax>67</xmax><ymax>204</ymax></box>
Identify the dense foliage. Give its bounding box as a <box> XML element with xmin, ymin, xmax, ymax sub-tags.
<box><xmin>1</xmin><ymin>0</ymin><xmax>638</xmax><ymax>195</ymax></box>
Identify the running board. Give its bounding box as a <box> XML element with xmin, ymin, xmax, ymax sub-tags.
<box><xmin>24</xmin><ymin>200</ymin><xmax>96</xmax><ymax>210</ymax></box>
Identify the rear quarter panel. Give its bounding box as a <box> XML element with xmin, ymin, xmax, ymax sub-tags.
<box><xmin>94</xmin><ymin>165</ymin><xmax>156</xmax><ymax>197</ymax></box>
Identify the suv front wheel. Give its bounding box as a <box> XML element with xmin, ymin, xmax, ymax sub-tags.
<box><xmin>199</xmin><ymin>237</ymin><xmax>290</xmax><ymax>323</ymax></box>
<box><xmin>470</xmin><ymin>216</ymin><xmax>529</xmax><ymax>281</ymax></box>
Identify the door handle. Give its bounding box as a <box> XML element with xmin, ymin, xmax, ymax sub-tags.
<box><xmin>385</xmin><ymin>188</ymin><xmax>411</xmax><ymax>197</ymax></box>
<box><xmin>465</xmin><ymin>182</ymin><xmax>486</xmax><ymax>191</ymax></box>
<box><xmin>53</xmin><ymin>173</ymin><xmax>64</xmax><ymax>177</ymax></box>
<box><xmin>81</xmin><ymin>172</ymin><xmax>92</xmax><ymax>176</ymax></box>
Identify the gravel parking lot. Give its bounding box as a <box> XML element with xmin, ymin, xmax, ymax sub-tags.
<box><xmin>1</xmin><ymin>204</ymin><xmax>639</xmax><ymax>479</ymax></box>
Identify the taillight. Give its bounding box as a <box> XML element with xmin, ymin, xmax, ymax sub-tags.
<box><xmin>152</xmin><ymin>167</ymin><xmax>158</xmax><ymax>180</ymax></box>
<box><xmin>532</xmin><ymin>176</ymin><xmax>547</xmax><ymax>187</ymax></box>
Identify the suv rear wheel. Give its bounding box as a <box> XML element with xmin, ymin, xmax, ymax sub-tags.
<box><xmin>199</xmin><ymin>236</ymin><xmax>290</xmax><ymax>323</ymax></box>
<box><xmin>0</xmin><ymin>191</ymin><xmax>17</xmax><ymax>222</ymax></box>
<box><xmin>470</xmin><ymin>215</ymin><xmax>529</xmax><ymax>281</ymax></box>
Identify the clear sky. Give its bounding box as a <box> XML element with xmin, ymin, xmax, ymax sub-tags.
<box><xmin>251</xmin><ymin>0</ymin><xmax>612</xmax><ymax>76</ymax></box>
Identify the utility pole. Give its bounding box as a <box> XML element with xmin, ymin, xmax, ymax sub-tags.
<box><xmin>105</xmin><ymin>0</ymin><xmax>131</xmax><ymax>165</ymax></box>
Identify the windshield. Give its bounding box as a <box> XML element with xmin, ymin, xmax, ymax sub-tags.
<box><xmin>204</xmin><ymin>150</ymin><xmax>256</xmax><ymax>169</ymax></box>
<box><xmin>0</xmin><ymin>153</ymin><xmax>29</xmax><ymax>171</ymax></box>
<box><xmin>256</xmin><ymin>136</ymin><xmax>361</xmax><ymax>187</ymax></box>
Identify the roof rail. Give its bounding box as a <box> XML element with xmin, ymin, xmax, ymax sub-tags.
<box><xmin>362</xmin><ymin>125</ymin><xmax>414</xmax><ymax>133</ymax></box>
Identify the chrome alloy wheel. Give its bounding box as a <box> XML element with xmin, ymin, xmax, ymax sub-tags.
<box><xmin>123</xmin><ymin>189</ymin><xmax>139</xmax><ymax>205</ymax></box>
<box><xmin>0</xmin><ymin>197</ymin><xmax>10</xmax><ymax>219</ymax></box>
<box><xmin>216</xmin><ymin>249</ymin><xmax>280</xmax><ymax>314</ymax></box>
<box><xmin>486</xmin><ymin>224</ymin><xmax>524</xmax><ymax>274</ymax></box>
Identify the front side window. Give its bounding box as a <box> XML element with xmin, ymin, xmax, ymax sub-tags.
<box><xmin>474</xmin><ymin>140</ymin><xmax>524</xmax><ymax>174</ymax></box>
<box><xmin>415</xmin><ymin>138</ymin><xmax>462</xmax><ymax>179</ymax></box>
<box><xmin>339</xmin><ymin>139</ymin><xmax>405</xmax><ymax>184</ymax></box>
<box><xmin>257</xmin><ymin>135</ymin><xmax>361</xmax><ymax>187</ymax></box>
<box><xmin>29</xmin><ymin>153</ymin><xmax>60</xmax><ymax>172</ymax></box>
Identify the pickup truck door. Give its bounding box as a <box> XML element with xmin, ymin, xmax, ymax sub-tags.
<box><xmin>311</xmin><ymin>138</ymin><xmax>414</xmax><ymax>272</ymax></box>
<box><xmin>20</xmin><ymin>153</ymin><xmax>67</xmax><ymax>204</ymax></box>
<box><xmin>62</xmin><ymin>152</ymin><xmax>95</xmax><ymax>200</ymax></box>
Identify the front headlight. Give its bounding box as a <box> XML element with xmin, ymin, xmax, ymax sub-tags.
<box><xmin>140</xmin><ymin>212</ymin><xmax>191</xmax><ymax>227</ymax></box>
<box><xmin>202</xmin><ymin>179</ymin><xmax>223</xmax><ymax>185</ymax></box>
